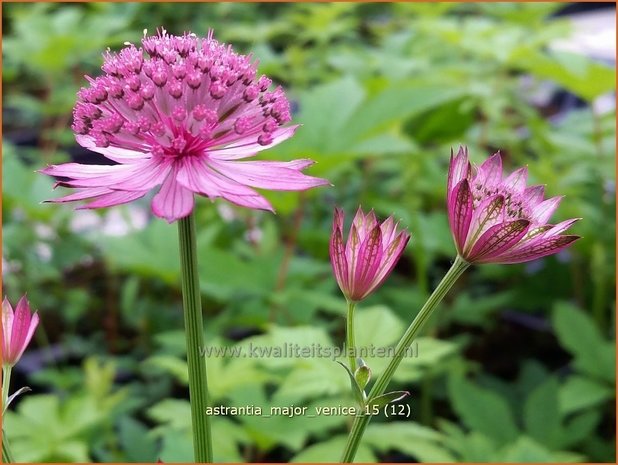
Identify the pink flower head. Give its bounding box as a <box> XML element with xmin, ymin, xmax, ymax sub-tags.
<box><xmin>330</xmin><ymin>207</ymin><xmax>411</xmax><ymax>302</ymax></box>
<box><xmin>2</xmin><ymin>295</ymin><xmax>39</xmax><ymax>367</ymax></box>
<box><xmin>447</xmin><ymin>146</ymin><xmax>581</xmax><ymax>264</ymax></box>
<box><xmin>41</xmin><ymin>29</ymin><xmax>328</xmax><ymax>222</ymax></box>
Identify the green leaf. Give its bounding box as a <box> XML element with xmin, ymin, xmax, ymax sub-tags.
<box><xmin>291</xmin><ymin>436</ymin><xmax>376</xmax><ymax>463</ymax></box>
<box><xmin>523</xmin><ymin>377</ymin><xmax>563</xmax><ymax>448</ymax></box>
<box><xmin>117</xmin><ymin>417</ymin><xmax>158</xmax><ymax>462</ymax></box>
<box><xmin>514</xmin><ymin>50</ymin><xmax>616</xmax><ymax>102</ymax></box>
<box><xmin>499</xmin><ymin>436</ymin><xmax>555</xmax><ymax>462</ymax></box>
<box><xmin>559</xmin><ymin>375</ymin><xmax>613</xmax><ymax>415</ymax></box>
<box><xmin>562</xmin><ymin>410</ymin><xmax>601</xmax><ymax>448</ymax></box>
<box><xmin>368</xmin><ymin>391</ymin><xmax>409</xmax><ymax>409</ymax></box>
<box><xmin>144</xmin><ymin>355</ymin><xmax>189</xmax><ymax>385</ymax></box>
<box><xmin>552</xmin><ymin>302</ymin><xmax>615</xmax><ymax>382</ymax></box>
<box><xmin>365</xmin><ymin>422</ymin><xmax>456</xmax><ymax>462</ymax></box>
<box><xmin>448</xmin><ymin>375</ymin><xmax>519</xmax><ymax>444</ymax></box>
<box><xmin>337</xmin><ymin>361</ymin><xmax>366</xmax><ymax>406</ymax></box>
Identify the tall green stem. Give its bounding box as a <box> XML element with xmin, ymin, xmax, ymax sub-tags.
<box><xmin>2</xmin><ymin>366</ymin><xmax>14</xmax><ymax>463</ymax></box>
<box><xmin>2</xmin><ymin>431</ymin><xmax>14</xmax><ymax>464</ymax></box>
<box><xmin>346</xmin><ymin>301</ymin><xmax>357</xmax><ymax>372</ymax></box>
<box><xmin>178</xmin><ymin>213</ymin><xmax>213</xmax><ymax>463</ymax></box>
<box><xmin>340</xmin><ymin>255</ymin><xmax>470</xmax><ymax>462</ymax></box>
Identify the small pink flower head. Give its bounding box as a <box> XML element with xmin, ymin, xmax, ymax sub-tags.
<box><xmin>447</xmin><ymin>146</ymin><xmax>581</xmax><ymax>264</ymax></box>
<box><xmin>2</xmin><ymin>295</ymin><xmax>39</xmax><ymax>367</ymax></box>
<box><xmin>330</xmin><ymin>207</ymin><xmax>411</xmax><ymax>302</ymax></box>
<box><xmin>41</xmin><ymin>29</ymin><xmax>328</xmax><ymax>222</ymax></box>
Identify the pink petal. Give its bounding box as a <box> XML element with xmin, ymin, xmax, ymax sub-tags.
<box><xmin>76</xmin><ymin>135</ymin><xmax>150</xmax><ymax>163</ymax></box>
<box><xmin>40</xmin><ymin>163</ymin><xmax>130</xmax><ymax>179</ymax></box>
<box><xmin>352</xmin><ymin>225</ymin><xmax>383</xmax><ymax>300</ymax></box>
<box><xmin>351</xmin><ymin>207</ymin><xmax>366</xmax><ymax>233</ymax></box>
<box><xmin>329</xmin><ymin>225</ymin><xmax>349</xmax><ymax>296</ymax></box>
<box><xmin>45</xmin><ymin>187</ymin><xmax>113</xmax><ymax>203</ymax></box>
<box><xmin>531</xmin><ymin>196</ymin><xmax>563</xmax><ymax>224</ymax></box>
<box><xmin>218</xmin><ymin>190</ymin><xmax>273</xmax><ymax>211</ymax></box>
<box><xmin>9</xmin><ymin>296</ymin><xmax>36</xmax><ymax>364</ymax></box>
<box><xmin>209</xmin><ymin>126</ymin><xmax>299</xmax><ymax>160</ymax></box>
<box><xmin>464</xmin><ymin>194</ymin><xmax>505</xmax><ymax>252</ymax></box>
<box><xmin>333</xmin><ymin>207</ymin><xmax>344</xmax><ymax>233</ymax></box>
<box><xmin>380</xmin><ymin>216</ymin><xmax>398</xmax><ymax>245</ymax></box>
<box><xmin>345</xmin><ymin>224</ymin><xmax>361</xmax><ymax>285</ymax></box>
<box><xmin>448</xmin><ymin>146</ymin><xmax>471</xmax><ymax>194</ymax></box>
<box><xmin>492</xmin><ymin>235</ymin><xmax>580</xmax><ymax>264</ymax></box>
<box><xmin>110</xmin><ymin>158</ymin><xmax>173</xmax><ymax>191</ymax></box>
<box><xmin>370</xmin><ymin>230</ymin><xmax>411</xmax><ymax>290</ymax></box>
<box><xmin>544</xmin><ymin>218</ymin><xmax>581</xmax><ymax>237</ymax></box>
<box><xmin>474</xmin><ymin>152</ymin><xmax>503</xmax><ymax>189</ymax></box>
<box><xmin>208</xmin><ymin>159</ymin><xmax>329</xmax><ymax>191</ymax></box>
<box><xmin>503</xmin><ymin>167</ymin><xmax>528</xmax><ymax>193</ymax></box>
<box><xmin>177</xmin><ymin>157</ymin><xmax>273</xmax><ymax>212</ymax></box>
<box><xmin>151</xmin><ymin>172</ymin><xmax>196</xmax><ymax>223</ymax></box>
<box><xmin>77</xmin><ymin>189</ymin><xmax>148</xmax><ymax>209</ymax></box>
<box><xmin>2</xmin><ymin>298</ymin><xmax>14</xmax><ymax>355</ymax></box>
<box><xmin>466</xmin><ymin>219</ymin><xmax>530</xmax><ymax>263</ymax></box>
<box><xmin>448</xmin><ymin>179</ymin><xmax>473</xmax><ymax>253</ymax></box>
<box><xmin>523</xmin><ymin>185</ymin><xmax>545</xmax><ymax>207</ymax></box>
<box><xmin>176</xmin><ymin>157</ymin><xmax>227</xmax><ymax>198</ymax></box>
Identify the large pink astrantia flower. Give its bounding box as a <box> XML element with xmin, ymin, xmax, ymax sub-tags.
<box><xmin>41</xmin><ymin>30</ymin><xmax>328</xmax><ymax>222</ymax></box>
<box><xmin>2</xmin><ymin>295</ymin><xmax>39</xmax><ymax>367</ymax></box>
<box><xmin>447</xmin><ymin>146</ymin><xmax>580</xmax><ymax>264</ymax></box>
<box><xmin>330</xmin><ymin>208</ymin><xmax>411</xmax><ymax>302</ymax></box>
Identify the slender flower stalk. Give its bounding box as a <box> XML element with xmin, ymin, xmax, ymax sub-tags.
<box><xmin>2</xmin><ymin>365</ymin><xmax>14</xmax><ymax>463</ymax></box>
<box><xmin>178</xmin><ymin>213</ymin><xmax>212</xmax><ymax>462</ymax></box>
<box><xmin>341</xmin><ymin>256</ymin><xmax>469</xmax><ymax>462</ymax></box>
<box><xmin>2</xmin><ymin>428</ymin><xmax>15</xmax><ymax>464</ymax></box>
<box><xmin>41</xmin><ymin>29</ymin><xmax>328</xmax><ymax>222</ymax></box>
<box><xmin>340</xmin><ymin>147</ymin><xmax>581</xmax><ymax>462</ymax></box>
<box><xmin>346</xmin><ymin>301</ymin><xmax>357</xmax><ymax>372</ymax></box>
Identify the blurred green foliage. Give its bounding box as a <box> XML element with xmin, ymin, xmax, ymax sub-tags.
<box><xmin>2</xmin><ymin>2</ymin><xmax>615</xmax><ymax>463</ymax></box>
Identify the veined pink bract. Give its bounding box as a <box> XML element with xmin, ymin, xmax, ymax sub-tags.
<box><xmin>41</xmin><ymin>29</ymin><xmax>328</xmax><ymax>222</ymax></box>
<box><xmin>2</xmin><ymin>295</ymin><xmax>39</xmax><ymax>367</ymax></box>
<box><xmin>447</xmin><ymin>146</ymin><xmax>580</xmax><ymax>264</ymax></box>
<box><xmin>330</xmin><ymin>207</ymin><xmax>410</xmax><ymax>302</ymax></box>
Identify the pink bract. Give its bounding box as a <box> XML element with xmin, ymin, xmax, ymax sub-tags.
<box><xmin>2</xmin><ymin>295</ymin><xmax>39</xmax><ymax>367</ymax></box>
<box><xmin>330</xmin><ymin>207</ymin><xmax>411</xmax><ymax>302</ymax></box>
<box><xmin>41</xmin><ymin>29</ymin><xmax>328</xmax><ymax>222</ymax></box>
<box><xmin>447</xmin><ymin>146</ymin><xmax>580</xmax><ymax>264</ymax></box>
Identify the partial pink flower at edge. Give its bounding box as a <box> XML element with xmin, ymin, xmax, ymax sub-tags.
<box><xmin>2</xmin><ymin>295</ymin><xmax>39</xmax><ymax>367</ymax></box>
<box><xmin>41</xmin><ymin>29</ymin><xmax>329</xmax><ymax>223</ymax></box>
<box><xmin>447</xmin><ymin>146</ymin><xmax>580</xmax><ymax>264</ymax></box>
<box><xmin>330</xmin><ymin>207</ymin><xmax>411</xmax><ymax>302</ymax></box>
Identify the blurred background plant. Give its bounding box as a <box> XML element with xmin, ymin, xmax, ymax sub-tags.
<box><xmin>2</xmin><ymin>2</ymin><xmax>615</xmax><ymax>462</ymax></box>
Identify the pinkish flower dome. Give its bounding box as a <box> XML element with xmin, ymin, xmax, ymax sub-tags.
<box><xmin>41</xmin><ymin>29</ymin><xmax>329</xmax><ymax>222</ymax></box>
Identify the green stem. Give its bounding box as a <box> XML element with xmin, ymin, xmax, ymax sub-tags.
<box><xmin>340</xmin><ymin>255</ymin><xmax>470</xmax><ymax>463</ymax></box>
<box><xmin>178</xmin><ymin>213</ymin><xmax>213</xmax><ymax>463</ymax></box>
<box><xmin>2</xmin><ymin>366</ymin><xmax>11</xmax><ymax>410</ymax></box>
<box><xmin>2</xmin><ymin>430</ymin><xmax>14</xmax><ymax>464</ymax></box>
<box><xmin>346</xmin><ymin>301</ymin><xmax>357</xmax><ymax>372</ymax></box>
<box><xmin>2</xmin><ymin>366</ymin><xmax>14</xmax><ymax>463</ymax></box>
